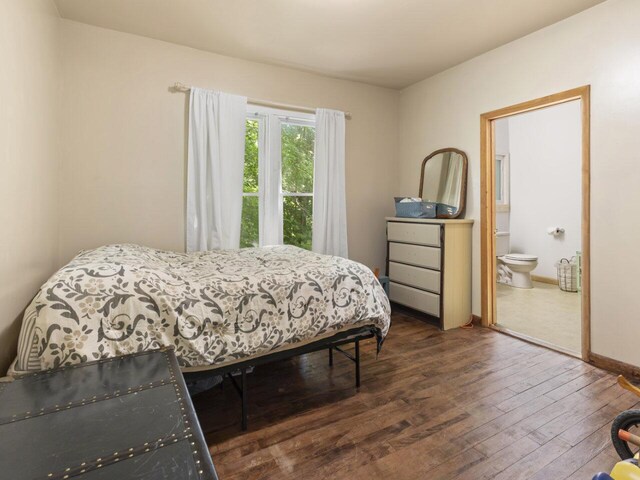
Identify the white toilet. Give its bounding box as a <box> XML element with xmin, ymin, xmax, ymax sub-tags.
<box><xmin>496</xmin><ymin>232</ymin><xmax>538</xmax><ymax>289</ymax></box>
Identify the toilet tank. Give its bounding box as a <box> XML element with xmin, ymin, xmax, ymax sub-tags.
<box><xmin>496</xmin><ymin>232</ymin><xmax>510</xmax><ymax>256</ymax></box>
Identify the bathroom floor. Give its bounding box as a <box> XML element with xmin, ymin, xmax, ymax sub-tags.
<box><xmin>496</xmin><ymin>281</ymin><xmax>581</xmax><ymax>355</ymax></box>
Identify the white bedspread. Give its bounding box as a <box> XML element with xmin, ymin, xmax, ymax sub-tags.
<box><xmin>9</xmin><ymin>244</ymin><xmax>390</xmax><ymax>375</ymax></box>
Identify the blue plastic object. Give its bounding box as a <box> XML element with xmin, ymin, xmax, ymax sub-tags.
<box><xmin>394</xmin><ymin>197</ymin><xmax>436</xmax><ymax>218</ymax></box>
<box><xmin>591</xmin><ymin>473</ymin><xmax>614</xmax><ymax>480</ymax></box>
<box><xmin>436</xmin><ymin>202</ymin><xmax>458</xmax><ymax>217</ymax></box>
<box><xmin>378</xmin><ymin>275</ymin><xmax>389</xmax><ymax>296</ymax></box>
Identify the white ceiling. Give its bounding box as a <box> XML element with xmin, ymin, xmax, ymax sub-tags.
<box><xmin>54</xmin><ymin>0</ymin><xmax>605</xmax><ymax>89</ymax></box>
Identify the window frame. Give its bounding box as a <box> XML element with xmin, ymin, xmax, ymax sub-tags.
<box><xmin>242</xmin><ymin>105</ymin><xmax>316</xmax><ymax>248</ymax></box>
<box><xmin>495</xmin><ymin>153</ymin><xmax>510</xmax><ymax>212</ymax></box>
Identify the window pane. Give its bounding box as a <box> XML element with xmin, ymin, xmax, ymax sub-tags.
<box><xmin>240</xmin><ymin>195</ymin><xmax>259</xmax><ymax>248</ymax></box>
<box><xmin>283</xmin><ymin>196</ymin><xmax>312</xmax><ymax>250</ymax></box>
<box><xmin>282</xmin><ymin>123</ymin><xmax>314</xmax><ymax>193</ymax></box>
<box><xmin>244</xmin><ymin>119</ymin><xmax>259</xmax><ymax>193</ymax></box>
<box><xmin>495</xmin><ymin>158</ymin><xmax>503</xmax><ymax>202</ymax></box>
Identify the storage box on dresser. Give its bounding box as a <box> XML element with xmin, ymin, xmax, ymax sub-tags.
<box><xmin>386</xmin><ymin>217</ymin><xmax>473</xmax><ymax>330</ymax></box>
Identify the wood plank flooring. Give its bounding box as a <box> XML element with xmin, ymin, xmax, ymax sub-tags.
<box><xmin>192</xmin><ymin>312</ymin><xmax>639</xmax><ymax>479</ymax></box>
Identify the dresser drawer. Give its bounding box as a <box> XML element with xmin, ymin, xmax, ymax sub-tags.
<box><xmin>389</xmin><ymin>282</ymin><xmax>440</xmax><ymax>317</ymax></box>
<box><xmin>389</xmin><ymin>262</ymin><xmax>441</xmax><ymax>294</ymax></box>
<box><xmin>387</xmin><ymin>222</ymin><xmax>441</xmax><ymax>247</ymax></box>
<box><xmin>389</xmin><ymin>242</ymin><xmax>441</xmax><ymax>270</ymax></box>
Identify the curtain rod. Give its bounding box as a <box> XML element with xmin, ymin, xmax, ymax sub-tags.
<box><xmin>170</xmin><ymin>82</ymin><xmax>351</xmax><ymax>119</ymax></box>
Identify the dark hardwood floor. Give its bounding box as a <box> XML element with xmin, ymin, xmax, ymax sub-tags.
<box><xmin>192</xmin><ymin>312</ymin><xmax>639</xmax><ymax>479</ymax></box>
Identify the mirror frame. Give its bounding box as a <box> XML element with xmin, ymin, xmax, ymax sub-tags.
<box><xmin>418</xmin><ymin>147</ymin><xmax>469</xmax><ymax>219</ymax></box>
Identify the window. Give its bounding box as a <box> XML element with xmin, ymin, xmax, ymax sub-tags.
<box><xmin>240</xmin><ymin>118</ymin><xmax>260</xmax><ymax>247</ymax></box>
<box><xmin>240</xmin><ymin>107</ymin><xmax>315</xmax><ymax>249</ymax></box>
<box><xmin>495</xmin><ymin>153</ymin><xmax>510</xmax><ymax>212</ymax></box>
<box><xmin>495</xmin><ymin>155</ymin><xmax>503</xmax><ymax>202</ymax></box>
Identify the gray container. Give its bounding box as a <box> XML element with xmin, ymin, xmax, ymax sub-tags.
<box><xmin>394</xmin><ymin>197</ymin><xmax>436</xmax><ymax>218</ymax></box>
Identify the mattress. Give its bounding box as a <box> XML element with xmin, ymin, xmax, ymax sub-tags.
<box><xmin>9</xmin><ymin>244</ymin><xmax>390</xmax><ymax>376</ymax></box>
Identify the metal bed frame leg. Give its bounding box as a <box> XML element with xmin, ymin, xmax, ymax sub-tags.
<box><xmin>227</xmin><ymin>369</ymin><xmax>249</xmax><ymax>431</ymax></box>
<box><xmin>241</xmin><ymin>368</ymin><xmax>248</xmax><ymax>431</ymax></box>
<box><xmin>355</xmin><ymin>341</ymin><xmax>360</xmax><ymax>388</ymax></box>
<box><xmin>331</xmin><ymin>340</ymin><xmax>362</xmax><ymax>388</ymax></box>
<box><xmin>186</xmin><ymin>329</ymin><xmax>375</xmax><ymax>432</ymax></box>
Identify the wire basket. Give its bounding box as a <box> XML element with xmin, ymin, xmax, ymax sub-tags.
<box><xmin>556</xmin><ymin>257</ymin><xmax>578</xmax><ymax>292</ymax></box>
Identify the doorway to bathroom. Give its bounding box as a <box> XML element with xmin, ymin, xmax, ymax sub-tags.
<box><xmin>480</xmin><ymin>86</ymin><xmax>590</xmax><ymax>360</ymax></box>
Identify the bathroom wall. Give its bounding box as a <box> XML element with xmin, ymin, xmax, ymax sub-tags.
<box><xmin>398</xmin><ymin>0</ymin><xmax>640</xmax><ymax>366</ymax></box>
<box><xmin>508</xmin><ymin>101</ymin><xmax>582</xmax><ymax>279</ymax></box>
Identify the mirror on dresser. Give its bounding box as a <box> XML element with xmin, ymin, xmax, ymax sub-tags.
<box><xmin>419</xmin><ymin>148</ymin><xmax>468</xmax><ymax>218</ymax></box>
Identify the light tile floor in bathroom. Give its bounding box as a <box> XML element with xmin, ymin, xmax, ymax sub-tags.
<box><xmin>496</xmin><ymin>280</ymin><xmax>581</xmax><ymax>355</ymax></box>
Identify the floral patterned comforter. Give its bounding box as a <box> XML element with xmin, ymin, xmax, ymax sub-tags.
<box><xmin>9</xmin><ymin>244</ymin><xmax>390</xmax><ymax>375</ymax></box>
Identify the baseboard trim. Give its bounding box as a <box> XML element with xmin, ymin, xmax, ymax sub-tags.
<box><xmin>531</xmin><ymin>275</ymin><xmax>558</xmax><ymax>286</ymax></box>
<box><xmin>589</xmin><ymin>352</ymin><xmax>640</xmax><ymax>381</ymax></box>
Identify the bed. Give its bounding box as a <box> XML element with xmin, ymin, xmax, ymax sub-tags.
<box><xmin>9</xmin><ymin>244</ymin><xmax>391</xmax><ymax>379</ymax></box>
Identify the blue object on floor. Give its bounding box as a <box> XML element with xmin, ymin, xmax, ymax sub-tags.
<box><xmin>378</xmin><ymin>275</ymin><xmax>389</xmax><ymax>296</ymax></box>
<box><xmin>591</xmin><ymin>473</ymin><xmax>614</xmax><ymax>480</ymax></box>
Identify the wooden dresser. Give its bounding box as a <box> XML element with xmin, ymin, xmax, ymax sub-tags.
<box><xmin>386</xmin><ymin>217</ymin><xmax>473</xmax><ymax>330</ymax></box>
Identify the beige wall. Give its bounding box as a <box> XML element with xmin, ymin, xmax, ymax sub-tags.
<box><xmin>398</xmin><ymin>0</ymin><xmax>640</xmax><ymax>366</ymax></box>
<box><xmin>5</xmin><ymin>0</ymin><xmax>638</xmax><ymax>372</ymax></box>
<box><xmin>0</xmin><ymin>0</ymin><xmax>61</xmax><ymax>373</ymax></box>
<box><xmin>58</xmin><ymin>20</ymin><xmax>399</xmax><ymax>273</ymax></box>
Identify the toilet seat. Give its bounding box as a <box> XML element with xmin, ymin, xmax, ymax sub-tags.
<box><xmin>504</xmin><ymin>253</ymin><xmax>538</xmax><ymax>262</ymax></box>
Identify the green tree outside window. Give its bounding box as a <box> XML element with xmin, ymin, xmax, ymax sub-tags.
<box><xmin>240</xmin><ymin>117</ymin><xmax>315</xmax><ymax>250</ymax></box>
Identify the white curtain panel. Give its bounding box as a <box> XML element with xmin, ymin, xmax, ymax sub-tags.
<box><xmin>186</xmin><ymin>88</ymin><xmax>247</xmax><ymax>251</ymax></box>
<box><xmin>312</xmin><ymin>108</ymin><xmax>348</xmax><ymax>258</ymax></box>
